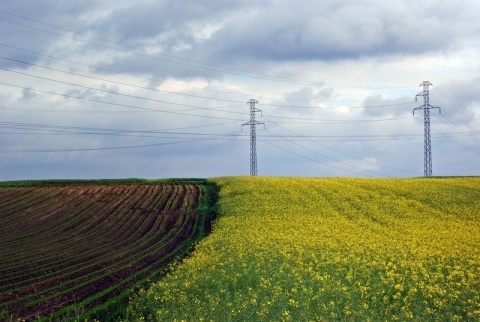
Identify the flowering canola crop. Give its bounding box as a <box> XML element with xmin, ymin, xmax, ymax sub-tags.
<box><xmin>127</xmin><ymin>177</ymin><xmax>480</xmax><ymax>321</ymax></box>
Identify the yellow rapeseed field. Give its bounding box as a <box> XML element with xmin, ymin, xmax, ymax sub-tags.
<box><xmin>127</xmin><ymin>177</ymin><xmax>480</xmax><ymax>321</ymax></box>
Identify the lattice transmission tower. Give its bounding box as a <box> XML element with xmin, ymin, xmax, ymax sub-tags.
<box><xmin>413</xmin><ymin>81</ymin><xmax>441</xmax><ymax>177</ymax></box>
<box><xmin>241</xmin><ymin>99</ymin><xmax>264</xmax><ymax>176</ymax></box>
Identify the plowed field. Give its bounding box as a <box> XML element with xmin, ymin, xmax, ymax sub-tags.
<box><xmin>0</xmin><ymin>182</ymin><xmax>209</xmax><ymax>320</ymax></box>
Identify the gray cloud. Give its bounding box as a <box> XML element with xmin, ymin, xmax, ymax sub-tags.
<box><xmin>80</xmin><ymin>0</ymin><xmax>479</xmax><ymax>81</ymax></box>
<box><xmin>204</xmin><ymin>0</ymin><xmax>472</xmax><ymax>65</ymax></box>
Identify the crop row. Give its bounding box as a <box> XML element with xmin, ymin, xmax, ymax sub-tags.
<box><xmin>0</xmin><ymin>182</ymin><xmax>206</xmax><ymax>320</ymax></box>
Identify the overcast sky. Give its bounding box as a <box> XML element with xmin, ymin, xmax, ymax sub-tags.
<box><xmin>1</xmin><ymin>0</ymin><xmax>479</xmax><ymax>180</ymax></box>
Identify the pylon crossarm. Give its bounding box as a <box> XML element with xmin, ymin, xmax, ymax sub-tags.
<box><xmin>415</xmin><ymin>93</ymin><xmax>425</xmax><ymax>102</ymax></box>
<box><xmin>413</xmin><ymin>106</ymin><xmax>423</xmax><ymax>115</ymax></box>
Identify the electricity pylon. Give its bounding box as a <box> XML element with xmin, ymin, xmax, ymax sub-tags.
<box><xmin>241</xmin><ymin>99</ymin><xmax>264</xmax><ymax>176</ymax></box>
<box><xmin>413</xmin><ymin>81</ymin><xmax>441</xmax><ymax>177</ymax></box>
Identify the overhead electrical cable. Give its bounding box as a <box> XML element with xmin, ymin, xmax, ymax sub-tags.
<box><xmin>0</xmin><ymin>121</ymin><xmax>244</xmax><ymax>138</ymax></box>
<box><xmin>260</xmin><ymin>104</ymin><xmax>428</xmax><ymax>175</ymax></box>
<box><xmin>0</xmin><ymin>116</ymin><xmax>238</xmax><ymax>133</ymax></box>
<box><xmin>268</xmin><ymin>116</ymin><xmax>412</xmax><ymax>124</ymax></box>
<box><xmin>429</xmin><ymin>91</ymin><xmax>480</xmax><ymax>144</ymax></box>
<box><xmin>0</xmin><ymin>67</ymin><xmax>249</xmax><ymax>115</ymax></box>
<box><xmin>0</xmin><ymin>74</ymin><xmax>419</xmax><ymax>123</ymax></box>
<box><xmin>437</xmin><ymin>113</ymin><xmax>480</xmax><ymax>144</ymax></box>
<box><xmin>0</xmin><ymin>120</ymin><xmax>450</xmax><ymax>141</ymax></box>
<box><xmin>0</xmin><ymin>11</ymin><xmax>416</xmax><ymax>89</ymax></box>
<box><xmin>0</xmin><ymin>17</ymin><xmax>332</xmax><ymax>86</ymax></box>
<box><xmin>0</xmin><ymin>132</ymin><xmax>243</xmax><ymax>153</ymax></box>
<box><xmin>258</xmin><ymin>133</ymin><xmax>377</xmax><ymax>177</ymax></box>
<box><xmin>413</xmin><ymin>114</ymin><xmax>480</xmax><ymax>158</ymax></box>
<box><xmin>0</xmin><ymin>42</ymin><xmax>417</xmax><ymax>104</ymax></box>
<box><xmin>263</xmin><ymin>101</ymin><xmax>415</xmax><ymax>109</ymax></box>
<box><xmin>262</xmin><ymin>105</ymin><xmax>420</xmax><ymax>166</ymax></box>
<box><xmin>0</xmin><ymin>42</ymin><xmax>264</xmax><ymax>99</ymax></box>
<box><xmin>432</xmin><ymin>89</ymin><xmax>477</xmax><ymax>122</ymax></box>
<box><xmin>432</xmin><ymin>120</ymin><xmax>480</xmax><ymax>157</ymax></box>
<box><xmin>0</xmin><ymin>82</ymin><xmax>247</xmax><ymax>121</ymax></box>
<box><xmin>0</xmin><ymin>55</ymin><xmax>416</xmax><ymax>111</ymax></box>
<box><xmin>0</xmin><ymin>56</ymin><xmax>248</xmax><ymax>105</ymax></box>
<box><xmin>2</xmin><ymin>120</ymin><xmax>475</xmax><ymax>141</ymax></box>
<box><xmin>261</xmin><ymin>112</ymin><xmax>422</xmax><ymax>175</ymax></box>
<box><xmin>262</xmin><ymin>128</ymin><xmax>393</xmax><ymax>177</ymax></box>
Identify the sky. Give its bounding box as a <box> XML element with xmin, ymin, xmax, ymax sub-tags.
<box><xmin>1</xmin><ymin>0</ymin><xmax>479</xmax><ymax>180</ymax></box>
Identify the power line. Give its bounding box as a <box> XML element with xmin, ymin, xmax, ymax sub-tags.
<box><xmin>263</xmin><ymin>101</ymin><xmax>415</xmax><ymax>109</ymax></box>
<box><xmin>268</xmin><ymin>116</ymin><xmax>412</xmax><ymax>124</ymax></box>
<box><xmin>0</xmin><ymin>11</ymin><xmax>416</xmax><ymax>89</ymax></box>
<box><xmin>437</xmin><ymin>113</ymin><xmax>480</xmax><ymax>145</ymax></box>
<box><xmin>0</xmin><ymin>82</ymin><xmax>247</xmax><ymax>121</ymax></box>
<box><xmin>2</xmin><ymin>119</ymin><xmax>476</xmax><ymax>141</ymax></box>
<box><xmin>0</xmin><ymin>66</ymin><xmax>249</xmax><ymax>115</ymax></box>
<box><xmin>431</xmin><ymin>88</ymin><xmax>476</xmax><ymax>122</ymax></box>
<box><xmin>0</xmin><ymin>42</ymin><xmax>263</xmax><ymax>99</ymax></box>
<box><xmin>0</xmin><ymin>69</ymin><xmax>417</xmax><ymax>125</ymax></box>
<box><xmin>0</xmin><ymin>121</ymin><xmax>243</xmax><ymax>138</ymax></box>
<box><xmin>428</xmin><ymin>92</ymin><xmax>480</xmax><ymax>145</ymax></box>
<box><xmin>261</xmin><ymin>112</ymin><xmax>421</xmax><ymax>176</ymax></box>
<box><xmin>1</xmin><ymin>41</ymin><xmax>417</xmax><ymax>105</ymax></box>
<box><xmin>424</xmin><ymin>116</ymin><xmax>480</xmax><ymax>158</ymax></box>
<box><xmin>0</xmin><ymin>56</ymin><xmax>249</xmax><ymax>105</ymax></box>
<box><xmin>258</xmin><ymin>134</ymin><xmax>377</xmax><ymax>177</ymax></box>
<box><xmin>0</xmin><ymin>17</ymin><xmax>328</xmax><ymax>86</ymax></box>
<box><xmin>0</xmin><ymin>53</ymin><xmax>416</xmax><ymax>111</ymax></box>
<box><xmin>0</xmin><ymin>132</ymin><xmax>242</xmax><ymax>153</ymax></box>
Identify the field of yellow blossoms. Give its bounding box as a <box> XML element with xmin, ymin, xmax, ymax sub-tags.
<box><xmin>127</xmin><ymin>177</ymin><xmax>480</xmax><ymax>321</ymax></box>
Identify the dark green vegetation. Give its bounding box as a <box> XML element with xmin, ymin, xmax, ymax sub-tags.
<box><xmin>0</xmin><ymin>179</ymin><xmax>218</xmax><ymax>321</ymax></box>
<box><xmin>0</xmin><ymin>178</ymin><xmax>207</xmax><ymax>187</ymax></box>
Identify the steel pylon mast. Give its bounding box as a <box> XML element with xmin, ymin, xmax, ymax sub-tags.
<box><xmin>413</xmin><ymin>81</ymin><xmax>441</xmax><ymax>177</ymax></box>
<box><xmin>241</xmin><ymin>99</ymin><xmax>264</xmax><ymax>176</ymax></box>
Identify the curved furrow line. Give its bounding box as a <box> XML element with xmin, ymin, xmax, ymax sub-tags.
<box><xmin>14</xmin><ymin>209</ymin><xmax>187</xmax><ymax>312</ymax></box>
<box><xmin>0</xmin><ymin>208</ymin><xmax>169</xmax><ymax>294</ymax></box>
<box><xmin>0</xmin><ymin>187</ymin><xmax>50</xmax><ymax>218</ymax></box>
<box><xmin>0</xmin><ymin>182</ymin><xmax>209</xmax><ymax>321</ymax></box>
<box><xmin>1</xmin><ymin>197</ymin><xmax>107</xmax><ymax>262</ymax></box>
<box><xmin>0</xmin><ymin>185</ymin><xmax>138</xmax><ymax>273</ymax></box>
<box><xmin>182</xmin><ymin>184</ymin><xmax>200</xmax><ymax>211</ymax></box>
<box><xmin>171</xmin><ymin>184</ymin><xmax>187</xmax><ymax>211</ymax></box>
<box><xmin>0</xmin><ymin>187</ymin><xmax>69</xmax><ymax>232</ymax></box>
<box><xmin>0</xmin><ymin>188</ymin><xmax>36</xmax><ymax>212</ymax></box>
<box><xmin>0</xmin><ymin>184</ymin><xmax>140</xmax><ymax>256</ymax></box>
<box><xmin>0</xmin><ymin>185</ymin><xmax>178</xmax><ymax>293</ymax></box>
<box><xmin>163</xmin><ymin>184</ymin><xmax>179</xmax><ymax>210</ymax></box>
<box><xmin>0</xmin><ymin>189</ymin><xmax>102</xmax><ymax>249</ymax></box>
<box><xmin>23</xmin><ymin>213</ymin><xmax>195</xmax><ymax>321</ymax></box>
<box><xmin>0</xmin><ymin>205</ymin><xmax>172</xmax><ymax>309</ymax></box>
<box><xmin>0</xmin><ymin>185</ymin><xmax>161</xmax><ymax>281</ymax></box>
